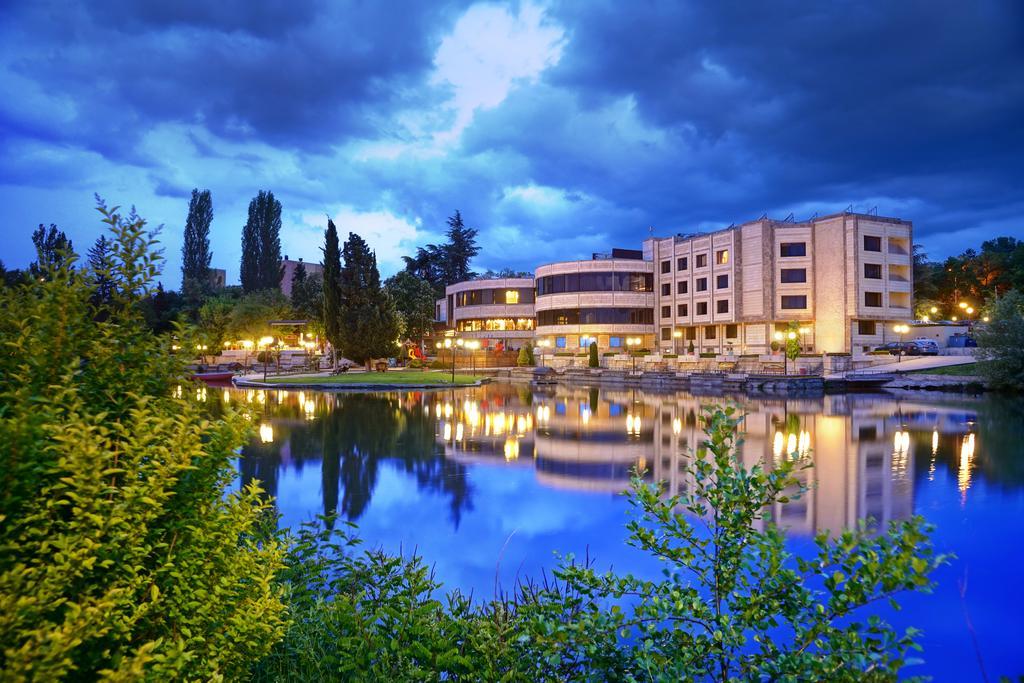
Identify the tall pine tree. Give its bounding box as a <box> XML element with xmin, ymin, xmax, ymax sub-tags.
<box><xmin>29</xmin><ymin>224</ymin><xmax>74</xmax><ymax>280</ymax></box>
<box><xmin>181</xmin><ymin>189</ymin><xmax>213</xmax><ymax>300</ymax></box>
<box><xmin>443</xmin><ymin>210</ymin><xmax>479</xmax><ymax>284</ymax></box>
<box><xmin>87</xmin><ymin>235</ymin><xmax>116</xmax><ymax>310</ymax></box>
<box><xmin>240</xmin><ymin>190</ymin><xmax>284</xmax><ymax>292</ymax></box>
<box><xmin>321</xmin><ymin>219</ymin><xmax>344</xmax><ymax>370</ymax></box>
<box><xmin>339</xmin><ymin>232</ymin><xmax>400</xmax><ymax>365</ymax></box>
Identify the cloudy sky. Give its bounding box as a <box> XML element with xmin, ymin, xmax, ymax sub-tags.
<box><xmin>1</xmin><ymin>0</ymin><xmax>1022</xmax><ymax>287</ymax></box>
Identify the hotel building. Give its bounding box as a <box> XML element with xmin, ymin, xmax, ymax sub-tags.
<box><xmin>644</xmin><ymin>212</ymin><xmax>913</xmax><ymax>354</ymax></box>
<box><xmin>436</xmin><ymin>277</ymin><xmax>536</xmax><ymax>350</ymax></box>
<box><xmin>433</xmin><ymin>211</ymin><xmax>912</xmax><ymax>355</ymax></box>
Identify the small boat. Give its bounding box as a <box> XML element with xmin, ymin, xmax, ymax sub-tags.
<box><xmin>191</xmin><ymin>371</ymin><xmax>236</xmax><ymax>383</ymax></box>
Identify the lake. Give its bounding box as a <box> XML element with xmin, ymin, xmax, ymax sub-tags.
<box><xmin>229</xmin><ymin>382</ymin><xmax>1024</xmax><ymax>680</ymax></box>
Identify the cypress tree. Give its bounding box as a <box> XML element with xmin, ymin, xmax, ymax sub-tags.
<box><xmin>322</xmin><ymin>219</ymin><xmax>343</xmax><ymax>369</ymax></box>
<box><xmin>443</xmin><ymin>210</ymin><xmax>479</xmax><ymax>284</ymax></box>
<box><xmin>338</xmin><ymin>232</ymin><xmax>399</xmax><ymax>365</ymax></box>
<box><xmin>181</xmin><ymin>189</ymin><xmax>213</xmax><ymax>300</ymax></box>
<box><xmin>240</xmin><ymin>190</ymin><xmax>284</xmax><ymax>293</ymax></box>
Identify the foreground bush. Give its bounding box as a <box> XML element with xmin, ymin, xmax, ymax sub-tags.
<box><xmin>0</xmin><ymin>202</ymin><xmax>285</xmax><ymax>679</ymax></box>
<box><xmin>253</xmin><ymin>407</ymin><xmax>946</xmax><ymax>682</ymax></box>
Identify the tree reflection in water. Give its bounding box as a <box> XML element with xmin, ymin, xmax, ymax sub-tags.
<box><xmin>238</xmin><ymin>391</ymin><xmax>472</xmax><ymax>527</ymax></box>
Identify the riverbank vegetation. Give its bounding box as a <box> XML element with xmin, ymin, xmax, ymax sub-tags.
<box><xmin>259</xmin><ymin>370</ymin><xmax>479</xmax><ymax>386</ymax></box>
<box><xmin>1</xmin><ymin>203</ymin><xmax>947</xmax><ymax>679</ymax></box>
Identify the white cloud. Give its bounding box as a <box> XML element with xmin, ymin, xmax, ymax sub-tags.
<box><xmin>297</xmin><ymin>206</ymin><xmax>424</xmax><ymax>277</ymax></box>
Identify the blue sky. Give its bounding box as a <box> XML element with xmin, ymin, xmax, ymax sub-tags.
<box><xmin>1</xmin><ymin>0</ymin><xmax>1022</xmax><ymax>288</ymax></box>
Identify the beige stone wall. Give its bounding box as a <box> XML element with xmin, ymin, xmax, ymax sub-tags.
<box><xmin>812</xmin><ymin>216</ymin><xmax>849</xmax><ymax>353</ymax></box>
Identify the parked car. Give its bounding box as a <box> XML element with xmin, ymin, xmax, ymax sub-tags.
<box><xmin>874</xmin><ymin>341</ymin><xmax>921</xmax><ymax>356</ymax></box>
<box><xmin>910</xmin><ymin>339</ymin><xmax>940</xmax><ymax>355</ymax></box>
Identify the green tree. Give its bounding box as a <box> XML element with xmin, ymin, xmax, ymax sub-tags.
<box><xmin>442</xmin><ymin>210</ymin><xmax>479</xmax><ymax>285</ymax></box>
<box><xmin>588</xmin><ymin>340</ymin><xmax>599</xmax><ymax>368</ymax></box>
<box><xmin>339</xmin><ymin>232</ymin><xmax>400</xmax><ymax>365</ymax></box>
<box><xmin>197</xmin><ymin>296</ymin><xmax>236</xmax><ymax>349</ymax></box>
<box><xmin>322</xmin><ymin>219</ymin><xmax>343</xmax><ymax>369</ymax></box>
<box><xmin>29</xmin><ymin>223</ymin><xmax>74</xmax><ymax>280</ymax></box>
<box><xmin>227</xmin><ymin>289</ymin><xmax>293</xmax><ymax>342</ymax></box>
<box><xmin>384</xmin><ymin>270</ymin><xmax>436</xmax><ymax>346</ymax></box>
<box><xmin>86</xmin><ymin>235</ymin><xmax>116</xmax><ymax>310</ymax></box>
<box><xmin>975</xmin><ymin>290</ymin><xmax>1024</xmax><ymax>389</ymax></box>
<box><xmin>0</xmin><ymin>199</ymin><xmax>286</xmax><ymax>679</ymax></box>
<box><xmin>292</xmin><ymin>270</ymin><xmax>324</xmax><ymax>326</ymax></box>
<box><xmin>241</xmin><ymin>190</ymin><xmax>283</xmax><ymax>293</ymax></box>
<box><xmin>181</xmin><ymin>188</ymin><xmax>214</xmax><ymax>302</ymax></box>
<box><xmin>517</xmin><ymin>346</ymin><xmax>532</xmax><ymax>366</ymax></box>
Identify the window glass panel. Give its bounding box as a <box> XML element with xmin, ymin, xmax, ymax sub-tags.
<box><xmin>864</xmin><ymin>263</ymin><xmax>882</xmax><ymax>279</ymax></box>
<box><xmin>858</xmin><ymin>320</ymin><xmax>877</xmax><ymax>335</ymax></box>
<box><xmin>678</xmin><ymin>280</ymin><xmax>687</xmax><ymax>294</ymax></box>
<box><xmin>677</xmin><ymin>257</ymin><xmax>688</xmax><ymax>270</ymax></box>
<box><xmin>716</xmin><ymin>249</ymin><xmax>729</xmax><ymax>265</ymax></box>
<box><xmin>780</xmin><ymin>295</ymin><xmax>808</xmax><ymax>309</ymax></box>
<box><xmin>780</xmin><ymin>268</ymin><xmax>807</xmax><ymax>283</ymax></box>
<box><xmin>505</xmin><ymin>290</ymin><xmax>519</xmax><ymax>304</ymax></box>
<box><xmin>864</xmin><ymin>291</ymin><xmax>882</xmax><ymax>307</ymax></box>
<box><xmin>726</xmin><ymin>324</ymin><xmax>738</xmax><ymax>338</ymax></box>
<box><xmin>863</xmin><ymin>235</ymin><xmax>882</xmax><ymax>252</ymax></box>
<box><xmin>696</xmin><ymin>302</ymin><xmax>708</xmax><ymax>315</ymax></box>
<box><xmin>705</xmin><ymin>326</ymin><xmax>717</xmax><ymax>339</ymax></box>
<box><xmin>555</xmin><ymin>336</ymin><xmax>566</xmax><ymax>348</ymax></box>
<box><xmin>696</xmin><ymin>278</ymin><xmax>707</xmax><ymax>292</ymax></box>
<box><xmin>661</xmin><ymin>306</ymin><xmax>672</xmax><ymax>318</ymax></box>
<box><xmin>716</xmin><ymin>274</ymin><xmax>729</xmax><ymax>289</ymax></box>
<box><xmin>717</xmin><ymin>299</ymin><xmax>729</xmax><ymax>314</ymax></box>
<box><xmin>661</xmin><ymin>283</ymin><xmax>671</xmax><ymax>295</ymax></box>
<box><xmin>780</xmin><ymin>242</ymin><xmax>807</xmax><ymax>257</ymax></box>
<box><xmin>678</xmin><ymin>303</ymin><xmax>688</xmax><ymax>316</ymax></box>
<box><xmin>695</xmin><ymin>254</ymin><xmax>707</xmax><ymax>268</ymax></box>
<box><xmin>661</xmin><ymin>260</ymin><xmax>671</xmax><ymax>273</ymax></box>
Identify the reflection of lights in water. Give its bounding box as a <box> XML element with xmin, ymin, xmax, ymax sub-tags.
<box><xmin>424</xmin><ymin>404</ymin><xmax>430</xmax><ymax>416</ymax></box>
<box><xmin>932</xmin><ymin>429</ymin><xmax>939</xmax><ymax>455</ymax></box>
<box><xmin>626</xmin><ymin>414</ymin><xmax>642</xmax><ymax>435</ymax></box>
<box><xmin>222</xmin><ymin>389</ymin><xmax>231</xmax><ymax>404</ymax></box>
<box><xmin>173</xmin><ymin>385</ymin><xmax>183</xmax><ymax>399</ymax></box>
<box><xmin>298</xmin><ymin>391</ymin><xmax>305</xmax><ymax>406</ymax></box>
<box><xmin>536</xmin><ymin>405</ymin><xmax>550</xmax><ymax>424</ymax></box>
<box><xmin>672</xmin><ymin>417</ymin><xmax>681</xmax><ymax>435</ymax></box>
<box><xmin>516</xmin><ymin>414</ymin><xmax>527</xmax><ymax>434</ymax></box>
<box><xmin>443</xmin><ymin>422</ymin><xmax>452</xmax><ymax>442</ymax></box>
<box><xmin>504</xmin><ymin>436</ymin><xmax>519</xmax><ymax>461</ymax></box>
<box><xmin>787</xmin><ymin>433</ymin><xmax>797</xmax><ymax>456</ymax></box>
<box><xmin>455</xmin><ymin>422</ymin><xmax>464</xmax><ymax>442</ymax></box>
<box><xmin>958</xmin><ymin>433</ymin><xmax>975</xmax><ymax>498</ymax></box>
<box><xmin>280</xmin><ymin>390</ymin><xmax>289</xmax><ymax>400</ymax></box>
<box><xmin>259</xmin><ymin>423</ymin><xmax>274</xmax><ymax>443</ymax></box>
<box><xmin>773</xmin><ymin>431</ymin><xmax>784</xmax><ymax>459</ymax></box>
<box><xmin>303</xmin><ymin>399</ymin><xmax>316</xmax><ymax>420</ymax></box>
<box><xmin>444</xmin><ymin>403</ymin><xmax>453</xmax><ymax>418</ymax></box>
<box><xmin>773</xmin><ymin>430</ymin><xmax>811</xmax><ymax>460</ymax></box>
<box><xmin>581</xmin><ymin>408</ymin><xmax>591</xmax><ymax>426</ymax></box>
<box><xmin>256</xmin><ymin>391</ymin><xmax>265</xmax><ymax>404</ymax></box>
<box><xmin>892</xmin><ymin>430</ymin><xmax>910</xmax><ymax>479</ymax></box>
<box><xmin>195</xmin><ymin>386</ymin><xmax>207</xmax><ymax>402</ymax></box>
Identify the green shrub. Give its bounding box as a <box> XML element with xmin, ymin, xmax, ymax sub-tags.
<box><xmin>517</xmin><ymin>346</ymin><xmax>532</xmax><ymax>366</ymax></box>
<box><xmin>687</xmin><ymin>340</ymin><xmax>695</xmax><ymax>354</ymax></box>
<box><xmin>975</xmin><ymin>290</ymin><xmax>1024</xmax><ymax>390</ymax></box>
<box><xmin>408</xmin><ymin>358</ymin><xmax>423</xmax><ymax>369</ymax></box>
<box><xmin>588</xmin><ymin>341</ymin><xmax>599</xmax><ymax>368</ymax></box>
<box><xmin>663</xmin><ymin>353</ymin><xmax>678</xmax><ymax>358</ymax></box>
<box><xmin>0</xmin><ymin>200</ymin><xmax>285</xmax><ymax>679</ymax></box>
<box><xmin>429</xmin><ymin>359</ymin><xmax>448</xmax><ymax>369</ymax></box>
<box><xmin>699</xmin><ymin>352</ymin><xmax>717</xmax><ymax>358</ymax></box>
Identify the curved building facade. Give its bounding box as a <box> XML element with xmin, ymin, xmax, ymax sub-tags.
<box><xmin>534</xmin><ymin>257</ymin><xmax>655</xmax><ymax>352</ymax></box>
<box><xmin>442</xmin><ymin>277</ymin><xmax>535</xmax><ymax>349</ymax></box>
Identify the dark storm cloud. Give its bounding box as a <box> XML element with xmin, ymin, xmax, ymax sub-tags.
<box><xmin>1</xmin><ymin>0</ymin><xmax>467</xmax><ymax>159</ymax></box>
<box><xmin>0</xmin><ymin>0</ymin><xmax>1021</xmax><ymax>282</ymax></box>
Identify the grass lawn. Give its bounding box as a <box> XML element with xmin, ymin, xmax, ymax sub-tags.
<box><xmin>261</xmin><ymin>369</ymin><xmax>479</xmax><ymax>386</ymax></box>
<box><xmin>907</xmin><ymin>361</ymin><xmax>985</xmax><ymax>376</ymax></box>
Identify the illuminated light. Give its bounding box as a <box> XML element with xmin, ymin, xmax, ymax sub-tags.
<box><xmin>241</xmin><ymin>340</ymin><xmax>254</xmax><ymax>350</ymax></box>
<box><xmin>304</xmin><ymin>399</ymin><xmax>315</xmax><ymax>419</ymax></box>
<box><xmin>930</xmin><ymin>306</ymin><xmax>938</xmax><ymax>314</ymax></box>
<box><xmin>297</xmin><ymin>391</ymin><xmax>305</xmax><ymax>405</ymax></box>
<box><xmin>504</xmin><ymin>436</ymin><xmax>520</xmax><ymax>461</ymax></box>
<box><xmin>256</xmin><ymin>391</ymin><xmax>265</xmax><ymax>403</ymax></box>
<box><xmin>582</xmin><ymin>409</ymin><xmax>591</xmax><ymax>426</ymax></box>
<box><xmin>951</xmin><ymin>316</ymin><xmax>958</xmax><ymax>321</ymax></box>
<box><xmin>966</xmin><ymin>307</ymin><xmax>974</xmax><ymax>315</ymax></box>
<box><xmin>959</xmin><ymin>302</ymin><xmax>968</xmax><ymax>309</ymax></box>
<box><xmin>443</xmin><ymin>422</ymin><xmax>452</xmax><ymax>441</ymax></box>
<box><xmin>516</xmin><ymin>414</ymin><xmax>527</xmax><ymax>434</ymax></box>
<box><xmin>444</xmin><ymin>403</ymin><xmax>453</xmax><ymax>418</ymax></box>
<box><xmin>773</xmin><ymin>431</ymin><xmax>784</xmax><ymax>459</ymax></box>
<box><xmin>195</xmin><ymin>387</ymin><xmax>207</xmax><ymax>402</ymax></box>
<box><xmin>982</xmin><ymin>316</ymin><xmax>990</xmax><ymax>323</ymax></box>
<box><xmin>259</xmin><ymin>336</ymin><xmax>274</xmax><ymax>346</ymax></box>
<box><xmin>259</xmin><ymin>423</ymin><xmax>274</xmax><ymax>444</ymax></box>
<box><xmin>173</xmin><ymin>385</ymin><xmax>183</xmax><ymax>399</ymax></box>
<box><xmin>958</xmin><ymin>433</ymin><xmax>976</xmax><ymax>498</ymax></box>
<box><xmin>672</xmin><ymin>418</ymin><xmax>682</xmax><ymax>435</ymax></box>
<box><xmin>424</xmin><ymin>405</ymin><xmax>430</xmax><ymax>416</ymax></box>
<box><xmin>455</xmin><ymin>422</ymin><xmax>464</xmax><ymax>442</ymax></box>
<box><xmin>787</xmin><ymin>433</ymin><xmax>797</xmax><ymax>455</ymax></box>
<box><xmin>280</xmin><ymin>390</ymin><xmax>289</xmax><ymax>400</ymax></box>
<box><xmin>222</xmin><ymin>389</ymin><xmax>230</xmax><ymax>404</ymax></box>
<box><xmin>932</xmin><ymin>429</ymin><xmax>939</xmax><ymax>455</ymax></box>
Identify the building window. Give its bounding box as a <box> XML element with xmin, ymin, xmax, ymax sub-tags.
<box><xmin>686</xmin><ymin>327</ymin><xmax>697</xmax><ymax>340</ymax></box>
<box><xmin>858</xmin><ymin>320</ymin><xmax>877</xmax><ymax>335</ymax></box>
<box><xmin>677</xmin><ymin>257</ymin><xmax>688</xmax><ymax>271</ymax></box>
<box><xmin>662</xmin><ymin>305</ymin><xmax>672</xmax><ymax>318</ymax></box>
<box><xmin>863</xmin><ymin>235</ymin><xmax>881</xmax><ymax>252</ymax></box>
<box><xmin>661</xmin><ymin>260</ymin><xmax>671</xmax><ymax>273</ymax></box>
<box><xmin>505</xmin><ymin>290</ymin><xmax>519</xmax><ymax>304</ymax></box>
<box><xmin>696</xmin><ymin>301</ymin><xmax>708</xmax><ymax>315</ymax></box>
<box><xmin>610</xmin><ymin>336</ymin><xmax>622</xmax><ymax>348</ymax></box>
<box><xmin>781</xmin><ymin>295</ymin><xmax>807</xmax><ymax>309</ymax></box>
<box><xmin>780</xmin><ymin>268</ymin><xmax>807</xmax><ymax>283</ymax></box>
<box><xmin>864</xmin><ymin>263</ymin><xmax>882</xmax><ymax>279</ymax></box>
<box><xmin>661</xmin><ymin>327</ymin><xmax>672</xmax><ymax>341</ymax></box>
<box><xmin>780</xmin><ymin>242</ymin><xmax>806</xmax><ymax>257</ymax></box>
<box><xmin>661</xmin><ymin>283</ymin><xmax>671</xmax><ymax>296</ymax></box>
<box><xmin>678</xmin><ymin>280</ymin><xmax>688</xmax><ymax>294</ymax></box>
<box><xmin>705</xmin><ymin>326</ymin><xmax>717</xmax><ymax>340</ymax></box>
<box><xmin>864</xmin><ymin>291</ymin><xmax>882</xmax><ymax>307</ymax></box>
<box><xmin>716</xmin><ymin>249</ymin><xmax>729</xmax><ymax>265</ymax></box>
<box><xmin>555</xmin><ymin>336</ymin><xmax>566</xmax><ymax>348</ymax></box>
<box><xmin>717</xmin><ymin>299</ymin><xmax>729</xmax><ymax>314</ymax></box>
<box><xmin>716</xmin><ymin>274</ymin><xmax>729</xmax><ymax>289</ymax></box>
<box><xmin>678</xmin><ymin>303</ymin><xmax>688</xmax><ymax>317</ymax></box>
<box><xmin>695</xmin><ymin>254</ymin><xmax>708</xmax><ymax>268</ymax></box>
<box><xmin>726</xmin><ymin>324</ymin><xmax>738</xmax><ymax>338</ymax></box>
<box><xmin>696</xmin><ymin>277</ymin><xmax>708</xmax><ymax>292</ymax></box>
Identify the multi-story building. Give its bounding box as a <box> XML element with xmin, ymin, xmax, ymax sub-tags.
<box><xmin>533</xmin><ymin>249</ymin><xmax>656</xmax><ymax>352</ymax></box>
<box><xmin>431</xmin><ymin>211</ymin><xmax>912</xmax><ymax>356</ymax></box>
<box><xmin>644</xmin><ymin>212</ymin><xmax>913</xmax><ymax>354</ymax></box>
<box><xmin>438</xmin><ymin>277</ymin><xmax>536</xmax><ymax>350</ymax></box>
<box><xmin>280</xmin><ymin>256</ymin><xmax>324</xmax><ymax>297</ymax></box>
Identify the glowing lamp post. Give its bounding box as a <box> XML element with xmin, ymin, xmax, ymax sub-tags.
<box><xmin>893</xmin><ymin>324</ymin><xmax>910</xmax><ymax>363</ymax></box>
<box><xmin>672</xmin><ymin>328</ymin><xmax>682</xmax><ymax>354</ymax></box>
<box><xmin>465</xmin><ymin>339</ymin><xmax>480</xmax><ymax>376</ymax></box>
<box><xmin>626</xmin><ymin>336</ymin><xmax>641</xmax><ymax>374</ymax></box>
<box><xmin>536</xmin><ymin>338</ymin><xmax>551</xmax><ymax>367</ymax></box>
<box><xmin>259</xmin><ymin>336</ymin><xmax>274</xmax><ymax>381</ymax></box>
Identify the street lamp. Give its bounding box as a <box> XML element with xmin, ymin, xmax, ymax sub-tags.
<box><xmin>465</xmin><ymin>339</ymin><xmax>480</xmax><ymax>376</ymax></box>
<box><xmin>626</xmin><ymin>336</ymin><xmax>641</xmax><ymax>374</ymax></box>
<box><xmin>259</xmin><ymin>336</ymin><xmax>274</xmax><ymax>381</ymax></box>
<box><xmin>536</xmin><ymin>338</ymin><xmax>551</xmax><ymax>367</ymax></box>
<box><xmin>672</xmin><ymin>329</ymin><xmax>682</xmax><ymax>354</ymax></box>
<box><xmin>893</xmin><ymin>324</ymin><xmax>910</xmax><ymax>363</ymax></box>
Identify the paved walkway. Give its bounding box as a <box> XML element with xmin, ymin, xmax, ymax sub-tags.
<box><xmin>838</xmin><ymin>355</ymin><xmax>977</xmax><ymax>376</ymax></box>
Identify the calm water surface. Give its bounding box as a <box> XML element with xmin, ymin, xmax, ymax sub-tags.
<box><xmin>228</xmin><ymin>383</ymin><xmax>1024</xmax><ymax>680</ymax></box>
